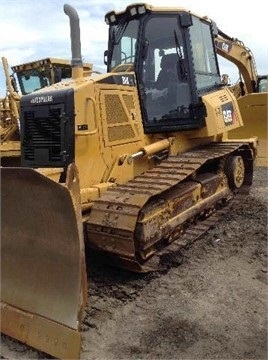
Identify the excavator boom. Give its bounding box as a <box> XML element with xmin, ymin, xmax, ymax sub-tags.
<box><xmin>214</xmin><ymin>29</ymin><xmax>267</xmax><ymax>166</ymax></box>
<box><xmin>215</xmin><ymin>30</ymin><xmax>258</xmax><ymax>93</ymax></box>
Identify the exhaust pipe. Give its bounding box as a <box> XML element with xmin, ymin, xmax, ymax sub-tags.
<box><xmin>64</xmin><ymin>4</ymin><xmax>83</xmax><ymax>79</ymax></box>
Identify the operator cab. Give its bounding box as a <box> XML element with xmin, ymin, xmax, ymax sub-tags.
<box><xmin>16</xmin><ymin>65</ymin><xmax>72</xmax><ymax>95</ymax></box>
<box><xmin>105</xmin><ymin>4</ymin><xmax>222</xmax><ymax>133</ymax></box>
<box><xmin>12</xmin><ymin>59</ymin><xmax>74</xmax><ymax>95</ymax></box>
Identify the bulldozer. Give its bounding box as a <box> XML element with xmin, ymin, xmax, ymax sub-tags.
<box><xmin>0</xmin><ymin>56</ymin><xmax>93</xmax><ymax>165</ymax></box>
<box><xmin>1</xmin><ymin>3</ymin><xmax>258</xmax><ymax>359</ymax></box>
<box><xmin>214</xmin><ymin>32</ymin><xmax>268</xmax><ymax>166</ymax></box>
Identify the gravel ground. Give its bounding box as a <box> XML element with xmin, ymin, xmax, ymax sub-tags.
<box><xmin>1</xmin><ymin>167</ymin><xmax>267</xmax><ymax>360</ymax></box>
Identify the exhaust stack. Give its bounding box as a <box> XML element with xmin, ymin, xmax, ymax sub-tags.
<box><xmin>64</xmin><ymin>4</ymin><xmax>83</xmax><ymax>79</ymax></box>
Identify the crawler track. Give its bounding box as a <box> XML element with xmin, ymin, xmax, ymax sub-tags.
<box><xmin>85</xmin><ymin>142</ymin><xmax>254</xmax><ymax>272</ymax></box>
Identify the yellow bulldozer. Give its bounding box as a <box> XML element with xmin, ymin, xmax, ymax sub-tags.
<box><xmin>1</xmin><ymin>3</ymin><xmax>259</xmax><ymax>359</ymax></box>
<box><xmin>214</xmin><ymin>31</ymin><xmax>267</xmax><ymax>166</ymax></box>
<box><xmin>0</xmin><ymin>56</ymin><xmax>93</xmax><ymax>165</ymax></box>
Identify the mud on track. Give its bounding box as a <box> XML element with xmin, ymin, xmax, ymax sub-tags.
<box><xmin>1</xmin><ymin>167</ymin><xmax>267</xmax><ymax>360</ymax></box>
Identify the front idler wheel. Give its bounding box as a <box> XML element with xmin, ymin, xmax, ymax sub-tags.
<box><xmin>225</xmin><ymin>155</ymin><xmax>245</xmax><ymax>190</ymax></box>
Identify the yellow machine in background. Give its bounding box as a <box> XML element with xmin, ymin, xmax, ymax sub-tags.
<box><xmin>0</xmin><ymin>56</ymin><xmax>92</xmax><ymax>164</ymax></box>
<box><xmin>215</xmin><ymin>32</ymin><xmax>268</xmax><ymax>166</ymax></box>
<box><xmin>1</xmin><ymin>3</ymin><xmax>258</xmax><ymax>359</ymax></box>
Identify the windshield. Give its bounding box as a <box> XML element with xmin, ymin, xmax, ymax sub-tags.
<box><xmin>189</xmin><ymin>17</ymin><xmax>221</xmax><ymax>90</ymax></box>
<box><xmin>140</xmin><ymin>15</ymin><xmax>192</xmax><ymax>125</ymax></box>
<box><xmin>17</xmin><ymin>69</ymin><xmax>51</xmax><ymax>95</ymax></box>
<box><xmin>16</xmin><ymin>65</ymin><xmax>72</xmax><ymax>95</ymax></box>
<box><xmin>109</xmin><ymin>18</ymin><xmax>139</xmax><ymax>71</ymax></box>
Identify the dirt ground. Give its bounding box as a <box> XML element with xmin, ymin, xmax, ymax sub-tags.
<box><xmin>1</xmin><ymin>167</ymin><xmax>267</xmax><ymax>360</ymax></box>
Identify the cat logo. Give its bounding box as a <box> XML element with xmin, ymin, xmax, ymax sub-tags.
<box><xmin>222</xmin><ymin>102</ymin><xmax>235</xmax><ymax>126</ymax></box>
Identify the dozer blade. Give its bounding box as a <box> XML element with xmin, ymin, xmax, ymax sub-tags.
<box><xmin>1</xmin><ymin>166</ymin><xmax>87</xmax><ymax>359</ymax></box>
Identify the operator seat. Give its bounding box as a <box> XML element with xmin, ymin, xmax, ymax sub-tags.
<box><xmin>156</xmin><ymin>53</ymin><xmax>178</xmax><ymax>90</ymax></box>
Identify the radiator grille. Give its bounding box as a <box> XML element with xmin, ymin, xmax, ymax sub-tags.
<box><xmin>23</xmin><ymin>107</ymin><xmax>62</xmax><ymax>162</ymax></box>
<box><xmin>122</xmin><ymin>94</ymin><xmax>135</xmax><ymax>109</ymax></box>
<box><xmin>105</xmin><ymin>94</ymin><xmax>129</xmax><ymax>124</ymax></box>
<box><xmin>108</xmin><ymin>125</ymin><xmax>135</xmax><ymax>142</ymax></box>
<box><xmin>102</xmin><ymin>91</ymin><xmax>140</xmax><ymax>146</ymax></box>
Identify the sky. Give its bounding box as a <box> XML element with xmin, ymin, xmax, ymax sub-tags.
<box><xmin>0</xmin><ymin>0</ymin><xmax>267</xmax><ymax>96</ymax></box>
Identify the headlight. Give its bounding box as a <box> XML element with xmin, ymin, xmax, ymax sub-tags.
<box><xmin>137</xmin><ymin>6</ymin><xmax>146</xmax><ymax>14</ymax></box>
<box><xmin>127</xmin><ymin>4</ymin><xmax>148</xmax><ymax>17</ymax></box>
<box><xmin>105</xmin><ymin>11</ymin><xmax>116</xmax><ymax>25</ymax></box>
<box><xmin>110</xmin><ymin>14</ymin><xmax>116</xmax><ymax>23</ymax></box>
<box><xmin>129</xmin><ymin>7</ymin><xmax>137</xmax><ymax>16</ymax></box>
